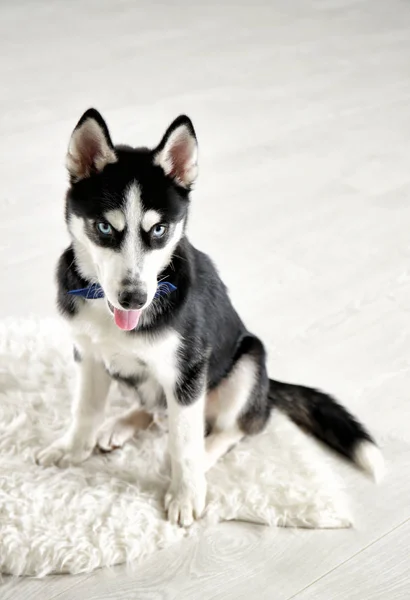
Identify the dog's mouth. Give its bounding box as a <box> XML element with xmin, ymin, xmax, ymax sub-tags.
<box><xmin>106</xmin><ymin>300</ymin><xmax>142</xmax><ymax>331</ymax></box>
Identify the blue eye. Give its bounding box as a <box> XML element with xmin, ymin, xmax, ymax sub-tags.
<box><xmin>97</xmin><ymin>222</ymin><xmax>112</xmax><ymax>236</ymax></box>
<box><xmin>151</xmin><ymin>224</ymin><xmax>167</xmax><ymax>239</ymax></box>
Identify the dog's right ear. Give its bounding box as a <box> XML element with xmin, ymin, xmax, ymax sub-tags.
<box><xmin>66</xmin><ymin>109</ymin><xmax>117</xmax><ymax>182</ymax></box>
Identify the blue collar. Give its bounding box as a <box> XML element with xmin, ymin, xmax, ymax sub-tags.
<box><xmin>67</xmin><ymin>281</ymin><xmax>177</xmax><ymax>300</ymax></box>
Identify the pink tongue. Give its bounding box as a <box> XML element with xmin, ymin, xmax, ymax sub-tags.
<box><xmin>114</xmin><ymin>308</ymin><xmax>141</xmax><ymax>331</ymax></box>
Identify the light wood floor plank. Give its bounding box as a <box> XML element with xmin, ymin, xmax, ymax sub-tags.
<box><xmin>290</xmin><ymin>520</ymin><xmax>410</xmax><ymax>600</ymax></box>
<box><xmin>0</xmin><ymin>573</ymin><xmax>91</xmax><ymax>600</ymax></box>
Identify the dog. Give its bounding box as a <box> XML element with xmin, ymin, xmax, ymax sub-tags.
<box><xmin>36</xmin><ymin>109</ymin><xmax>384</xmax><ymax>526</ymax></box>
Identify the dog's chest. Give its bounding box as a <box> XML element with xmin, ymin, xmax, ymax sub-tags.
<box><xmin>71</xmin><ymin>300</ymin><xmax>180</xmax><ymax>386</ymax></box>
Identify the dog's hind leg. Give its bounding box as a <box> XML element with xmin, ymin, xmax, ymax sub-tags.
<box><xmin>97</xmin><ymin>407</ymin><xmax>153</xmax><ymax>451</ymax></box>
<box><xmin>205</xmin><ymin>335</ymin><xmax>270</xmax><ymax>471</ymax></box>
<box><xmin>204</xmin><ymin>426</ymin><xmax>244</xmax><ymax>471</ymax></box>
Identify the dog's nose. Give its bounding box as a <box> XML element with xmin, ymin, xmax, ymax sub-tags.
<box><xmin>118</xmin><ymin>289</ymin><xmax>147</xmax><ymax>310</ymax></box>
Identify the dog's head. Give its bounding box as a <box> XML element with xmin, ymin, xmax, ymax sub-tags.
<box><xmin>65</xmin><ymin>108</ymin><xmax>198</xmax><ymax>330</ymax></box>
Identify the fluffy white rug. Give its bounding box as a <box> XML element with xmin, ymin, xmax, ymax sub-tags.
<box><xmin>0</xmin><ymin>318</ymin><xmax>351</xmax><ymax>577</ymax></box>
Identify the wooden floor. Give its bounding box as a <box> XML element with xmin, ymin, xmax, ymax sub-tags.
<box><xmin>1</xmin><ymin>0</ymin><xmax>410</xmax><ymax>597</ymax></box>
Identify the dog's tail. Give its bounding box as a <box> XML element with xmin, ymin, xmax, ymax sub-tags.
<box><xmin>268</xmin><ymin>379</ymin><xmax>384</xmax><ymax>482</ymax></box>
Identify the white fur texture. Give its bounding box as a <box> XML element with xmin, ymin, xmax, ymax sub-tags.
<box><xmin>0</xmin><ymin>318</ymin><xmax>351</xmax><ymax>577</ymax></box>
<box><xmin>354</xmin><ymin>440</ymin><xmax>385</xmax><ymax>483</ymax></box>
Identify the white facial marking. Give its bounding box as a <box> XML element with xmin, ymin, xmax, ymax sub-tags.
<box><xmin>123</xmin><ymin>183</ymin><xmax>143</xmax><ymax>279</ymax></box>
<box><xmin>140</xmin><ymin>220</ymin><xmax>184</xmax><ymax>304</ymax></box>
<box><xmin>69</xmin><ymin>214</ymin><xmax>99</xmax><ymax>281</ymax></box>
<box><xmin>104</xmin><ymin>209</ymin><xmax>125</xmax><ymax>231</ymax></box>
<box><xmin>68</xmin><ymin>213</ymin><xmax>126</xmax><ymax>303</ymax></box>
<box><xmin>142</xmin><ymin>209</ymin><xmax>162</xmax><ymax>232</ymax></box>
<box><xmin>69</xmin><ymin>182</ymin><xmax>185</xmax><ymax>312</ymax></box>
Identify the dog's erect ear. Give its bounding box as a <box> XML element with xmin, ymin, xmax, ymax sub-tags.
<box><xmin>154</xmin><ymin>115</ymin><xmax>198</xmax><ymax>189</ymax></box>
<box><xmin>66</xmin><ymin>108</ymin><xmax>117</xmax><ymax>182</ymax></box>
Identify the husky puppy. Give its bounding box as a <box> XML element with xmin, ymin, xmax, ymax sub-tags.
<box><xmin>36</xmin><ymin>109</ymin><xmax>383</xmax><ymax>526</ymax></box>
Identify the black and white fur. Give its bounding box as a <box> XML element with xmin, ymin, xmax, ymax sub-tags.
<box><xmin>36</xmin><ymin>109</ymin><xmax>384</xmax><ymax>526</ymax></box>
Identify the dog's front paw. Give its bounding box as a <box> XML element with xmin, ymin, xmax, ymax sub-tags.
<box><xmin>36</xmin><ymin>434</ymin><xmax>94</xmax><ymax>468</ymax></box>
<box><xmin>165</xmin><ymin>476</ymin><xmax>207</xmax><ymax>527</ymax></box>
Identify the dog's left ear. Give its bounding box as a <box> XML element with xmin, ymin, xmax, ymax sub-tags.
<box><xmin>154</xmin><ymin>115</ymin><xmax>198</xmax><ymax>189</ymax></box>
<box><xmin>66</xmin><ymin>108</ymin><xmax>117</xmax><ymax>182</ymax></box>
